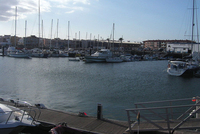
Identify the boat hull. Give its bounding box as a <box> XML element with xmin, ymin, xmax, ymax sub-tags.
<box><xmin>167</xmin><ymin>61</ymin><xmax>200</xmax><ymax>77</ymax></box>
<box><xmin>0</xmin><ymin>126</ymin><xmax>26</xmax><ymax>134</ymax></box>
<box><xmin>85</xmin><ymin>56</ymin><xmax>107</xmax><ymax>63</ymax></box>
<box><xmin>106</xmin><ymin>57</ymin><xmax>123</xmax><ymax>63</ymax></box>
<box><xmin>31</xmin><ymin>53</ymin><xmax>48</xmax><ymax>58</ymax></box>
<box><xmin>9</xmin><ymin>54</ymin><xmax>30</xmax><ymax>58</ymax></box>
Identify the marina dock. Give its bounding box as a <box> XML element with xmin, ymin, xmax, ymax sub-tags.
<box><xmin>1</xmin><ymin>98</ymin><xmax>200</xmax><ymax>134</ymax></box>
<box><xmin>0</xmin><ymin>100</ymin><xmax>129</xmax><ymax>134</ymax></box>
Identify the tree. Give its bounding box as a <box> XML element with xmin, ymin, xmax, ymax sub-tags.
<box><xmin>106</xmin><ymin>38</ymin><xmax>110</xmax><ymax>49</ymax></box>
<box><xmin>119</xmin><ymin>37</ymin><xmax>123</xmax><ymax>51</ymax></box>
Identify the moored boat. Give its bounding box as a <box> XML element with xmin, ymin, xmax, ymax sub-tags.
<box><xmin>84</xmin><ymin>49</ymin><xmax>112</xmax><ymax>63</ymax></box>
<box><xmin>167</xmin><ymin>60</ymin><xmax>199</xmax><ymax>77</ymax></box>
<box><xmin>7</xmin><ymin>47</ymin><xmax>30</xmax><ymax>58</ymax></box>
<box><xmin>31</xmin><ymin>48</ymin><xmax>48</xmax><ymax>58</ymax></box>
<box><xmin>0</xmin><ymin>103</ymin><xmax>37</xmax><ymax>134</ymax></box>
<box><xmin>106</xmin><ymin>57</ymin><xmax>123</xmax><ymax>63</ymax></box>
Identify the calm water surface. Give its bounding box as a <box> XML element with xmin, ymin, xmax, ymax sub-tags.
<box><xmin>0</xmin><ymin>56</ymin><xmax>200</xmax><ymax>121</ymax></box>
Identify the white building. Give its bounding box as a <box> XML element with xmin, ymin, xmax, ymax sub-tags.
<box><xmin>166</xmin><ymin>43</ymin><xmax>191</xmax><ymax>53</ymax></box>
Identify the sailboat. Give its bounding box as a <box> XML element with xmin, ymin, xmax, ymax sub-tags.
<box><xmin>31</xmin><ymin>0</ymin><xmax>48</xmax><ymax>58</ymax></box>
<box><xmin>167</xmin><ymin>0</ymin><xmax>200</xmax><ymax>77</ymax></box>
<box><xmin>106</xmin><ymin>23</ymin><xmax>123</xmax><ymax>63</ymax></box>
<box><xmin>7</xmin><ymin>7</ymin><xmax>30</xmax><ymax>58</ymax></box>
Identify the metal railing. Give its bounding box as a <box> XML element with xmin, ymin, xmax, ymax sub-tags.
<box><xmin>126</xmin><ymin>96</ymin><xmax>200</xmax><ymax>134</ymax></box>
<box><xmin>1</xmin><ymin>109</ymin><xmax>37</xmax><ymax>125</ymax></box>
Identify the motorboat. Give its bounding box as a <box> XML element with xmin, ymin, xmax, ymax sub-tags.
<box><xmin>31</xmin><ymin>48</ymin><xmax>48</xmax><ymax>58</ymax></box>
<box><xmin>167</xmin><ymin>60</ymin><xmax>199</xmax><ymax>77</ymax></box>
<box><xmin>106</xmin><ymin>57</ymin><xmax>123</xmax><ymax>63</ymax></box>
<box><xmin>0</xmin><ymin>103</ymin><xmax>37</xmax><ymax>134</ymax></box>
<box><xmin>84</xmin><ymin>49</ymin><xmax>112</xmax><ymax>63</ymax></box>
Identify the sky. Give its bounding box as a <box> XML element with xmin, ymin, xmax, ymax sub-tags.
<box><xmin>0</xmin><ymin>0</ymin><xmax>199</xmax><ymax>42</ymax></box>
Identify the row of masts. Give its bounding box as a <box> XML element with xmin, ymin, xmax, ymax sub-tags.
<box><xmin>14</xmin><ymin>0</ymin><xmax>117</xmax><ymax>51</ymax></box>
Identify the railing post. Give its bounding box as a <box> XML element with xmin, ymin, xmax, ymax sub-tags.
<box><xmin>166</xmin><ymin>108</ymin><xmax>171</xmax><ymax>134</ymax></box>
<box><xmin>126</xmin><ymin>110</ymin><xmax>132</xmax><ymax>133</ymax></box>
<box><xmin>6</xmin><ymin>111</ymin><xmax>13</xmax><ymax>124</ymax></box>
<box><xmin>196</xmin><ymin>96</ymin><xmax>200</xmax><ymax>118</ymax></box>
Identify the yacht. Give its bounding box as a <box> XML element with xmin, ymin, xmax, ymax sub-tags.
<box><xmin>84</xmin><ymin>49</ymin><xmax>112</xmax><ymax>63</ymax></box>
<box><xmin>167</xmin><ymin>60</ymin><xmax>199</xmax><ymax>77</ymax></box>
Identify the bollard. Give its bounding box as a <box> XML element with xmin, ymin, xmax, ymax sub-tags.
<box><xmin>97</xmin><ymin>104</ymin><xmax>103</xmax><ymax>120</ymax></box>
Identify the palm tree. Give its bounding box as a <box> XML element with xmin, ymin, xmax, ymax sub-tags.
<box><xmin>106</xmin><ymin>38</ymin><xmax>110</xmax><ymax>49</ymax></box>
<box><xmin>119</xmin><ymin>37</ymin><xmax>123</xmax><ymax>51</ymax></box>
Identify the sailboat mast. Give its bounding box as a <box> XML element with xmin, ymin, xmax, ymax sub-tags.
<box><xmin>79</xmin><ymin>31</ymin><xmax>80</xmax><ymax>50</ymax></box>
<box><xmin>42</xmin><ymin>20</ymin><xmax>43</xmax><ymax>49</ymax></box>
<box><xmin>113</xmin><ymin>23</ymin><xmax>114</xmax><ymax>51</ymax></box>
<box><xmin>192</xmin><ymin>0</ymin><xmax>195</xmax><ymax>42</ymax></box>
<box><xmin>38</xmin><ymin>0</ymin><xmax>40</xmax><ymax>48</ymax></box>
<box><xmin>25</xmin><ymin>20</ymin><xmax>27</xmax><ymax>48</ymax></box>
<box><xmin>15</xmin><ymin>6</ymin><xmax>17</xmax><ymax>47</ymax></box>
<box><xmin>57</xmin><ymin>19</ymin><xmax>59</xmax><ymax>48</ymax></box>
<box><xmin>50</xmin><ymin>19</ymin><xmax>53</xmax><ymax>48</ymax></box>
<box><xmin>68</xmin><ymin>21</ymin><xmax>70</xmax><ymax>51</ymax></box>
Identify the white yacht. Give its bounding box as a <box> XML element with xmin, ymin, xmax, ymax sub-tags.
<box><xmin>167</xmin><ymin>60</ymin><xmax>199</xmax><ymax>77</ymax></box>
<box><xmin>84</xmin><ymin>49</ymin><xmax>112</xmax><ymax>63</ymax></box>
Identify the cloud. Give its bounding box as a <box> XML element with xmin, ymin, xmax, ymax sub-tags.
<box><xmin>51</xmin><ymin>0</ymin><xmax>90</xmax><ymax>13</ymax></box>
<box><xmin>0</xmin><ymin>0</ymin><xmax>93</xmax><ymax>21</ymax></box>
<box><xmin>50</xmin><ymin>0</ymin><xmax>90</xmax><ymax>5</ymax></box>
<box><xmin>65</xmin><ymin>10</ymin><xmax>75</xmax><ymax>14</ymax></box>
<box><xmin>0</xmin><ymin>0</ymin><xmax>51</xmax><ymax>21</ymax></box>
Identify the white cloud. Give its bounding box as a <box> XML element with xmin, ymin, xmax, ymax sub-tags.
<box><xmin>51</xmin><ymin>0</ymin><xmax>91</xmax><ymax>13</ymax></box>
<box><xmin>0</xmin><ymin>0</ymin><xmax>51</xmax><ymax>21</ymax></box>
<box><xmin>0</xmin><ymin>0</ymin><xmax>93</xmax><ymax>21</ymax></box>
<box><xmin>65</xmin><ymin>10</ymin><xmax>75</xmax><ymax>14</ymax></box>
<box><xmin>50</xmin><ymin>0</ymin><xmax>90</xmax><ymax>5</ymax></box>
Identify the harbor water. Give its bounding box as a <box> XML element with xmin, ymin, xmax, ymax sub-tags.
<box><xmin>0</xmin><ymin>56</ymin><xmax>200</xmax><ymax>121</ymax></box>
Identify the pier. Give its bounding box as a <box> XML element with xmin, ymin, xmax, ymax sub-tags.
<box><xmin>1</xmin><ymin>97</ymin><xmax>200</xmax><ymax>134</ymax></box>
<box><xmin>0</xmin><ymin>100</ymin><xmax>128</xmax><ymax>134</ymax></box>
